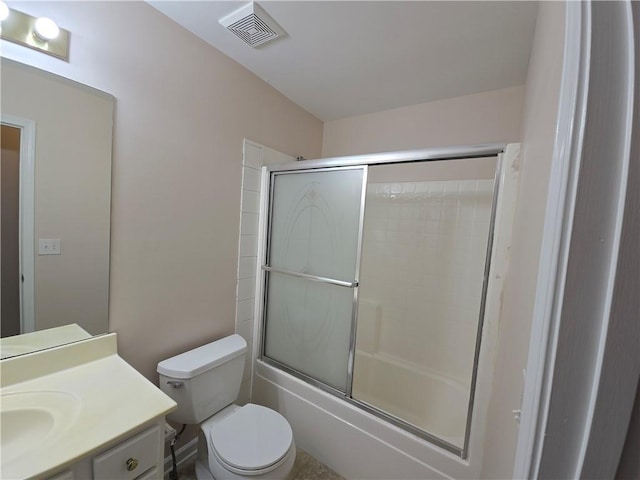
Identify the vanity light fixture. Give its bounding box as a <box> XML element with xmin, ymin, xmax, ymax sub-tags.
<box><xmin>33</xmin><ymin>17</ymin><xmax>60</xmax><ymax>41</ymax></box>
<box><xmin>0</xmin><ymin>2</ymin><xmax>9</xmax><ymax>22</ymax></box>
<box><xmin>0</xmin><ymin>5</ymin><xmax>69</xmax><ymax>60</ymax></box>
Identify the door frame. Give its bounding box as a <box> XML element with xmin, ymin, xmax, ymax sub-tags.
<box><xmin>514</xmin><ymin>1</ymin><xmax>638</xmax><ymax>477</ymax></box>
<box><xmin>2</xmin><ymin>114</ymin><xmax>36</xmax><ymax>334</ymax></box>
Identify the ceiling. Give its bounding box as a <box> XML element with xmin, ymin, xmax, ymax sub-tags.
<box><xmin>148</xmin><ymin>1</ymin><xmax>538</xmax><ymax>122</ymax></box>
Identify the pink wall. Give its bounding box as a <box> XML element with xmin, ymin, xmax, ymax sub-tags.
<box><xmin>481</xmin><ymin>2</ymin><xmax>566</xmax><ymax>477</ymax></box>
<box><xmin>321</xmin><ymin>86</ymin><xmax>525</xmax><ymax>158</ymax></box>
<box><xmin>1</xmin><ymin>1</ymin><xmax>323</xmax><ymax>383</ymax></box>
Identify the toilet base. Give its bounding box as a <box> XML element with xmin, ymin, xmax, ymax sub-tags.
<box><xmin>195</xmin><ymin>460</ymin><xmax>214</xmax><ymax>480</ymax></box>
<box><xmin>196</xmin><ymin>448</ymin><xmax>296</xmax><ymax>480</ymax></box>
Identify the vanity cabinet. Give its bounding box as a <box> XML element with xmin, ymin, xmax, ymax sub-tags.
<box><xmin>46</xmin><ymin>420</ymin><xmax>166</xmax><ymax>480</ymax></box>
<box><xmin>1</xmin><ymin>333</ymin><xmax>176</xmax><ymax>480</ymax></box>
<box><xmin>93</xmin><ymin>424</ymin><xmax>162</xmax><ymax>480</ymax></box>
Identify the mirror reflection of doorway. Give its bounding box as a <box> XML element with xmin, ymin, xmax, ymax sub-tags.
<box><xmin>1</xmin><ymin>124</ymin><xmax>22</xmax><ymax>336</ymax></box>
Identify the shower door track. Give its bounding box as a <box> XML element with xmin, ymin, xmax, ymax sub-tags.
<box><xmin>263</xmin><ymin>143</ymin><xmax>506</xmax><ymax>173</ymax></box>
<box><xmin>258</xmin><ymin>142</ymin><xmax>507</xmax><ymax>459</ymax></box>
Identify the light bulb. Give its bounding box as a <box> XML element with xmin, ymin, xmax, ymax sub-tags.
<box><xmin>34</xmin><ymin>17</ymin><xmax>60</xmax><ymax>41</ymax></box>
<box><xmin>0</xmin><ymin>2</ymin><xmax>10</xmax><ymax>22</ymax></box>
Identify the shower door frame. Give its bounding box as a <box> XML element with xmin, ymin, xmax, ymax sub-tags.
<box><xmin>257</xmin><ymin>143</ymin><xmax>507</xmax><ymax>458</ymax></box>
<box><xmin>261</xmin><ymin>164</ymin><xmax>368</xmax><ymax>397</ymax></box>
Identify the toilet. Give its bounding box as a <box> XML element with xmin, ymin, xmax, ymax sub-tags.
<box><xmin>157</xmin><ymin>334</ymin><xmax>296</xmax><ymax>480</ymax></box>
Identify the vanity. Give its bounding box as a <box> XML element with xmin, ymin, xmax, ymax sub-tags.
<box><xmin>0</xmin><ymin>54</ymin><xmax>177</xmax><ymax>479</ymax></box>
<box><xmin>0</xmin><ymin>331</ymin><xmax>176</xmax><ymax>479</ymax></box>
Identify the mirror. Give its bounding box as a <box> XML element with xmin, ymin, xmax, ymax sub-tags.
<box><xmin>1</xmin><ymin>58</ymin><xmax>113</xmax><ymax>354</ymax></box>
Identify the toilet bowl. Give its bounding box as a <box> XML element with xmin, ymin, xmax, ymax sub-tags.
<box><xmin>195</xmin><ymin>404</ymin><xmax>296</xmax><ymax>480</ymax></box>
<box><xmin>157</xmin><ymin>334</ymin><xmax>296</xmax><ymax>480</ymax></box>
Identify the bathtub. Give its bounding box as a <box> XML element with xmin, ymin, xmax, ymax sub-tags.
<box><xmin>352</xmin><ymin>350</ymin><xmax>469</xmax><ymax>448</ymax></box>
<box><xmin>253</xmin><ymin>359</ymin><xmax>480</xmax><ymax>480</ymax></box>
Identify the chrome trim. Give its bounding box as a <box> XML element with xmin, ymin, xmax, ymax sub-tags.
<box><xmin>270</xmin><ymin>164</ymin><xmax>368</xmax><ymax>177</ymax></box>
<box><xmin>259</xmin><ymin>170</ymin><xmax>278</xmax><ymax>361</ymax></box>
<box><xmin>262</xmin><ymin>356</ymin><xmax>348</xmax><ymax>396</ymax></box>
<box><xmin>461</xmin><ymin>153</ymin><xmax>503</xmax><ymax>458</ymax></box>
<box><xmin>346</xmin><ymin>166</ymin><xmax>368</xmax><ymax>398</ymax></box>
<box><xmin>265</xmin><ymin>143</ymin><xmax>506</xmax><ymax>173</ymax></box>
<box><xmin>261</xmin><ymin>266</ymin><xmax>357</xmax><ymax>288</ymax></box>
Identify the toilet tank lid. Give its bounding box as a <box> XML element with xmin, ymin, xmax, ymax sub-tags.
<box><xmin>157</xmin><ymin>334</ymin><xmax>247</xmax><ymax>379</ymax></box>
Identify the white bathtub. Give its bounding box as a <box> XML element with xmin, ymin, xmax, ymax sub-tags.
<box><xmin>352</xmin><ymin>350</ymin><xmax>470</xmax><ymax>448</ymax></box>
<box><xmin>253</xmin><ymin>359</ymin><xmax>479</xmax><ymax>480</ymax></box>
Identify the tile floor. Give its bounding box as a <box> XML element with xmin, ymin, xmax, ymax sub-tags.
<box><xmin>173</xmin><ymin>449</ymin><xmax>344</xmax><ymax>480</ymax></box>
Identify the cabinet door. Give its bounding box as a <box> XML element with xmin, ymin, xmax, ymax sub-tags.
<box><xmin>93</xmin><ymin>426</ymin><xmax>160</xmax><ymax>480</ymax></box>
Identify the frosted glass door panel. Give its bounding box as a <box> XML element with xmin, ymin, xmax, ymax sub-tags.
<box><xmin>264</xmin><ymin>272</ymin><xmax>355</xmax><ymax>391</ymax></box>
<box><xmin>263</xmin><ymin>167</ymin><xmax>365</xmax><ymax>393</ymax></box>
<box><xmin>268</xmin><ymin>168</ymin><xmax>364</xmax><ymax>282</ymax></box>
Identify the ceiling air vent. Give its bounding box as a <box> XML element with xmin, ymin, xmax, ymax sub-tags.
<box><xmin>219</xmin><ymin>2</ymin><xmax>286</xmax><ymax>48</ymax></box>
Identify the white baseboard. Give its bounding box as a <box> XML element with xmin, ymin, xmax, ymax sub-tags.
<box><xmin>164</xmin><ymin>437</ymin><xmax>198</xmax><ymax>478</ymax></box>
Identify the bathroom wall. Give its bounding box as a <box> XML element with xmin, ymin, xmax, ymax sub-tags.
<box><xmin>480</xmin><ymin>2</ymin><xmax>566</xmax><ymax>477</ymax></box>
<box><xmin>1</xmin><ymin>1</ymin><xmax>323</xmax><ymax>382</ymax></box>
<box><xmin>321</xmin><ymin>86</ymin><xmax>524</xmax><ymax>157</ymax></box>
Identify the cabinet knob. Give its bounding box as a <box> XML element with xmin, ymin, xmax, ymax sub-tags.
<box><xmin>126</xmin><ymin>457</ymin><xmax>139</xmax><ymax>472</ymax></box>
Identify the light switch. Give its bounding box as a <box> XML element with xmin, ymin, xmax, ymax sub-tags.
<box><xmin>39</xmin><ymin>238</ymin><xmax>61</xmax><ymax>255</ymax></box>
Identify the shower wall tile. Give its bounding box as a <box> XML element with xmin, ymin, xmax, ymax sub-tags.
<box><xmin>262</xmin><ymin>147</ymin><xmax>277</xmax><ymax>166</ymax></box>
<box><xmin>240</xmin><ymin>213</ymin><xmax>259</xmax><ymax>235</ymax></box>
<box><xmin>244</xmin><ymin>143</ymin><xmax>263</xmax><ymax>169</ymax></box>
<box><xmin>239</xmin><ymin>234</ymin><xmax>257</xmax><ymax>257</ymax></box>
<box><xmin>237</xmin><ymin>318</ymin><xmax>254</xmax><ymax>382</ymax></box>
<box><xmin>235</xmin><ymin>140</ymin><xmax>294</xmax><ymax>403</ymax></box>
<box><xmin>236</xmin><ymin>298</ymin><xmax>254</xmax><ymax>322</ymax></box>
<box><xmin>242</xmin><ymin>166</ymin><xmax>262</xmax><ymax>192</ymax></box>
<box><xmin>357</xmin><ymin>178</ymin><xmax>494</xmax><ymax>385</ymax></box>
<box><xmin>241</xmin><ymin>189</ymin><xmax>260</xmax><ymax>214</ymax></box>
<box><xmin>237</xmin><ymin>277</ymin><xmax>256</xmax><ymax>301</ymax></box>
<box><xmin>238</xmin><ymin>256</ymin><xmax>257</xmax><ymax>279</ymax></box>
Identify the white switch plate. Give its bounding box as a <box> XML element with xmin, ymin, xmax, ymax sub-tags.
<box><xmin>39</xmin><ymin>238</ymin><xmax>61</xmax><ymax>255</ymax></box>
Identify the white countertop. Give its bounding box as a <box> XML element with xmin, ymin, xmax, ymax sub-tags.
<box><xmin>0</xmin><ymin>333</ymin><xmax>176</xmax><ymax>479</ymax></box>
<box><xmin>0</xmin><ymin>324</ymin><xmax>92</xmax><ymax>359</ymax></box>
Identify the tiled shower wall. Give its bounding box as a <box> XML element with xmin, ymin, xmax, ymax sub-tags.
<box><xmin>356</xmin><ymin>179</ymin><xmax>495</xmax><ymax>385</ymax></box>
<box><xmin>235</xmin><ymin>140</ymin><xmax>293</xmax><ymax>404</ymax></box>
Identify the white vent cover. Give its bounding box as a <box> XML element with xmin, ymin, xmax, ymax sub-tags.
<box><xmin>219</xmin><ymin>2</ymin><xmax>285</xmax><ymax>48</ymax></box>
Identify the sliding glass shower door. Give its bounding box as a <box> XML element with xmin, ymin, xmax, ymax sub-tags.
<box><xmin>260</xmin><ymin>152</ymin><xmax>500</xmax><ymax>457</ymax></box>
<box><xmin>262</xmin><ymin>167</ymin><xmax>366</xmax><ymax>392</ymax></box>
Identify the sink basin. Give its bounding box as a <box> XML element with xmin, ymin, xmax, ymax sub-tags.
<box><xmin>1</xmin><ymin>391</ymin><xmax>81</xmax><ymax>464</ymax></box>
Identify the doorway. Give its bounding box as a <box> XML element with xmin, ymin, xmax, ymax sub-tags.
<box><xmin>1</xmin><ymin>116</ymin><xmax>35</xmax><ymax>337</ymax></box>
<box><xmin>1</xmin><ymin>125</ymin><xmax>22</xmax><ymax>336</ymax></box>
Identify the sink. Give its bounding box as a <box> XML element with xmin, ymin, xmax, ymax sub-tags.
<box><xmin>1</xmin><ymin>391</ymin><xmax>81</xmax><ymax>464</ymax></box>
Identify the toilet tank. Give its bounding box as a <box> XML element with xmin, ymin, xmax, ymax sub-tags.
<box><xmin>157</xmin><ymin>334</ymin><xmax>247</xmax><ymax>424</ymax></box>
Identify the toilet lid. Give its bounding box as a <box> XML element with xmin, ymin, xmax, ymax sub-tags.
<box><xmin>209</xmin><ymin>404</ymin><xmax>293</xmax><ymax>471</ymax></box>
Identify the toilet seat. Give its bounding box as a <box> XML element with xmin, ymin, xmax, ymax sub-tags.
<box><xmin>208</xmin><ymin>404</ymin><xmax>294</xmax><ymax>475</ymax></box>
